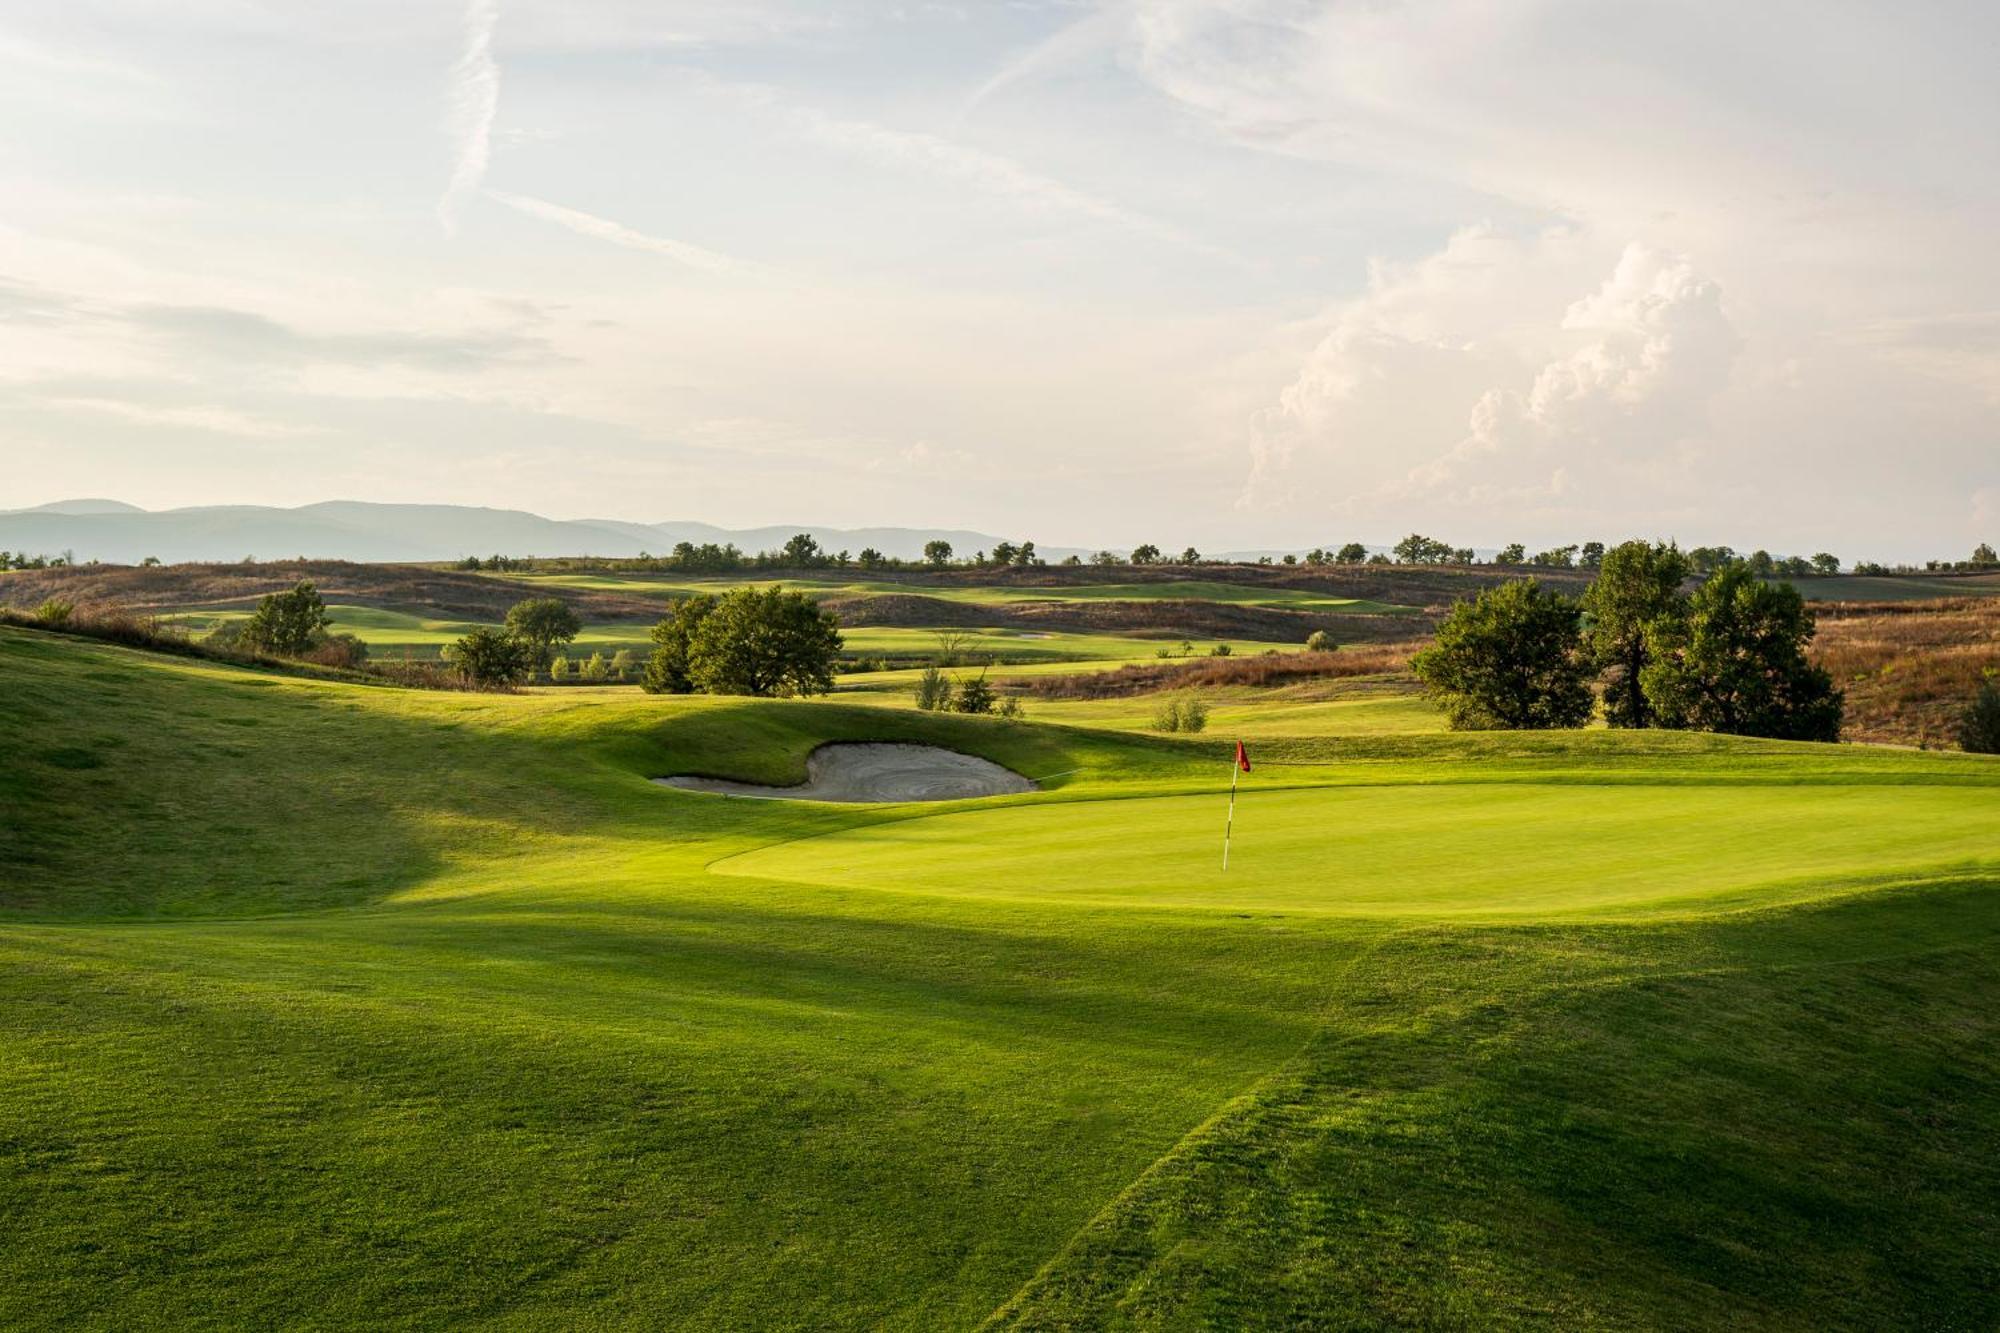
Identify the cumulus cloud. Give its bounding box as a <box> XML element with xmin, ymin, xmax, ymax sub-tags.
<box><xmin>1248</xmin><ymin>232</ymin><xmax>1741</xmax><ymax>526</ymax></box>
<box><xmin>437</xmin><ymin>0</ymin><xmax>500</xmax><ymax>236</ymax></box>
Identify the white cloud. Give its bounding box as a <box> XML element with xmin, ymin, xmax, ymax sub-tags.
<box><xmin>437</xmin><ymin>0</ymin><xmax>501</xmax><ymax>236</ymax></box>
<box><xmin>484</xmin><ymin>191</ymin><xmax>753</xmax><ymax>275</ymax></box>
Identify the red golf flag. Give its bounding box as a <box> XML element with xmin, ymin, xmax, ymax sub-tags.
<box><xmin>1235</xmin><ymin>740</ymin><xmax>1251</xmax><ymax>773</ymax></box>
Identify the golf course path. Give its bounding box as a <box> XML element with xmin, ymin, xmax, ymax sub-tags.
<box><xmin>656</xmin><ymin>741</ymin><xmax>1037</xmax><ymax>803</ymax></box>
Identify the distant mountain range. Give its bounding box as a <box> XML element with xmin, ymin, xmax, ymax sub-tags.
<box><xmin>0</xmin><ymin>500</ymin><xmax>1096</xmax><ymax>565</ymax></box>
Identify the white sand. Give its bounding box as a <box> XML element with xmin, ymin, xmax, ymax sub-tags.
<box><xmin>654</xmin><ymin>742</ymin><xmax>1036</xmax><ymax>803</ymax></box>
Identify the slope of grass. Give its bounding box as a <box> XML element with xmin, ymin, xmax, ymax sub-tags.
<box><xmin>3</xmin><ymin>623</ymin><xmax>1997</xmax><ymax>1329</ymax></box>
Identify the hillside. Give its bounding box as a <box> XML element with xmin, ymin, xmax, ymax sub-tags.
<box><xmin>2</xmin><ymin>625</ymin><xmax>1996</xmax><ymax>1327</ymax></box>
<box><xmin>0</xmin><ymin>500</ymin><xmax>1085</xmax><ymax>565</ymax></box>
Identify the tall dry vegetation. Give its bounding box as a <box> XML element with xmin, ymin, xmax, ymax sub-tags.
<box><xmin>1812</xmin><ymin>598</ymin><xmax>2000</xmax><ymax>747</ymax></box>
<box><xmin>1016</xmin><ymin>643</ymin><xmax>1420</xmax><ymax>700</ymax></box>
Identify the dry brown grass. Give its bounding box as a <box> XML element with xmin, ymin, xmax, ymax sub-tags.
<box><xmin>1812</xmin><ymin>598</ymin><xmax>2000</xmax><ymax>747</ymax></box>
<box><xmin>1013</xmin><ymin>643</ymin><xmax>1421</xmax><ymax>700</ymax></box>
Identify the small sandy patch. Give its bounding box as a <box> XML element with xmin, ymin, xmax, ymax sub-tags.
<box><xmin>655</xmin><ymin>742</ymin><xmax>1036</xmax><ymax>803</ymax></box>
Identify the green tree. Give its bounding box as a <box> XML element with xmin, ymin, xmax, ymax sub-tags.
<box><xmin>923</xmin><ymin>540</ymin><xmax>954</xmax><ymax>567</ymax></box>
<box><xmin>243</xmin><ymin>581</ymin><xmax>328</xmax><ymax>655</ymax></box>
<box><xmin>580</xmin><ymin>652</ymin><xmax>609</xmax><ymax>682</ymax></box>
<box><xmin>953</xmin><ymin>672</ymin><xmax>996</xmax><ymax>714</ymax></box>
<box><xmin>858</xmin><ymin>547</ymin><xmax>886</xmax><ymax>569</ymax></box>
<box><xmin>1530</xmin><ymin>544</ymin><xmax>1578</xmax><ymax>568</ymax></box>
<box><xmin>1810</xmin><ymin>552</ymin><xmax>1841</xmax><ymax>575</ymax></box>
<box><xmin>608</xmin><ymin>648</ymin><xmax>636</xmax><ymax>681</ymax></box>
<box><xmin>1971</xmin><ymin>542</ymin><xmax>1997</xmax><ymax>568</ymax></box>
<box><xmin>1579</xmin><ymin>541</ymin><xmax>1606</xmax><ymax>569</ymax></box>
<box><xmin>642</xmin><ymin>594</ymin><xmax>718</xmax><ymax>694</ymax></box>
<box><xmin>1014</xmin><ymin>540</ymin><xmax>1037</xmax><ymax>567</ymax></box>
<box><xmin>1640</xmin><ymin>565</ymin><xmax>1843</xmax><ymax>742</ymax></box>
<box><xmin>1178</xmin><ymin>546</ymin><xmax>1202</xmax><ymax>565</ymax></box>
<box><xmin>1494</xmin><ymin>542</ymin><xmax>1526</xmax><ymax>566</ymax></box>
<box><xmin>913</xmin><ymin>665</ymin><xmax>954</xmax><ymax>711</ymax></box>
<box><xmin>1582</xmin><ymin>540</ymin><xmax>1691</xmax><ymax>729</ymax></box>
<box><xmin>1394</xmin><ymin>534</ymin><xmax>1453</xmax><ymax>564</ymax></box>
<box><xmin>1335</xmin><ymin>542</ymin><xmax>1368</xmax><ymax>564</ymax></box>
<box><xmin>1130</xmin><ymin>543</ymin><xmax>1161</xmax><ymax>565</ymax></box>
<box><xmin>1411</xmin><ymin>579</ymin><xmax>1592</xmax><ymax>730</ymax></box>
<box><xmin>1305</xmin><ymin>630</ymin><xmax>1332</xmax><ymax>653</ymax></box>
<box><xmin>447</xmin><ymin>628</ymin><xmax>533</xmax><ymax>687</ymax></box>
<box><xmin>1959</xmin><ymin>679</ymin><xmax>2000</xmax><ymax>754</ymax></box>
<box><xmin>504</xmin><ymin>597</ymin><xmax>583</xmax><ymax>671</ymax></box>
<box><xmin>990</xmin><ymin>541</ymin><xmax>1019</xmax><ymax>567</ymax></box>
<box><xmin>685</xmin><ymin>586</ymin><xmax>842</xmax><ymax>697</ymax></box>
<box><xmin>780</xmin><ymin>533</ymin><xmax>824</xmax><ymax>568</ymax></box>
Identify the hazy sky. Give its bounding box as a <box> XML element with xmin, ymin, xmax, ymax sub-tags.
<box><xmin>2</xmin><ymin>1</ymin><xmax>1995</xmax><ymax>557</ymax></box>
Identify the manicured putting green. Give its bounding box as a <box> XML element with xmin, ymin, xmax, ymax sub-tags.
<box><xmin>720</xmin><ymin>782</ymin><xmax>1999</xmax><ymax>918</ymax></box>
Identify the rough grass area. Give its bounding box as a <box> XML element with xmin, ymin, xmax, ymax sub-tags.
<box><xmin>3</xmin><ymin>625</ymin><xmax>1997</xmax><ymax>1329</ymax></box>
<box><xmin>1013</xmin><ymin>643</ymin><xmax>1420</xmax><ymax>699</ymax></box>
<box><xmin>1814</xmin><ymin>597</ymin><xmax>2000</xmax><ymax>746</ymax></box>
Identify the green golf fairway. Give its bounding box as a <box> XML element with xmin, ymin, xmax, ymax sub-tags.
<box><xmin>721</xmin><ymin>783</ymin><xmax>1999</xmax><ymax>918</ymax></box>
<box><xmin>4</xmin><ymin>623</ymin><xmax>1998</xmax><ymax>1329</ymax></box>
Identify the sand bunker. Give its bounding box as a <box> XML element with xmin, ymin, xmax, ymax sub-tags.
<box><xmin>655</xmin><ymin>743</ymin><xmax>1037</xmax><ymax>804</ymax></box>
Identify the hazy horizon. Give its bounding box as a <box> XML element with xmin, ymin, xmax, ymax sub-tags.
<box><xmin>3</xmin><ymin>2</ymin><xmax>1995</xmax><ymax>559</ymax></box>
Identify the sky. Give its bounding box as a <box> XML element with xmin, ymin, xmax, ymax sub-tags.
<box><xmin>0</xmin><ymin>0</ymin><xmax>1995</xmax><ymax>560</ymax></box>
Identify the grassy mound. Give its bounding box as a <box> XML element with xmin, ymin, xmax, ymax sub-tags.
<box><xmin>2</xmin><ymin>624</ymin><xmax>1996</xmax><ymax>1328</ymax></box>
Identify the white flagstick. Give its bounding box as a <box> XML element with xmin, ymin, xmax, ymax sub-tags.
<box><xmin>1223</xmin><ymin>751</ymin><xmax>1239</xmax><ymax>870</ymax></box>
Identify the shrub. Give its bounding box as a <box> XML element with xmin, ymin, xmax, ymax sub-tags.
<box><xmin>953</xmin><ymin>672</ymin><xmax>996</xmax><ymax>714</ymax></box>
<box><xmin>1959</xmin><ymin>679</ymin><xmax>2000</xmax><ymax>754</ymax></box>
<box><xmin>300</xmin><ymin>633</ymin><xmax>369</xmax><ymax>670</ymax></box>
<box><xmin>446</xmin><ymin>628</ymin><xmax>534</xmax><ymax>688</ymax></box>
<box><xmin>998</xmin><ymin>696</ymin><xmax>1025</xmax><ymax>722</ymax></box>
<box><xmin>549</xmin><ymin>653</ymin><xmax>571</xmax><ymax>681</ymax></box>
<box><xmin>608</xmin><ymin>649</ymin><xmax>636</xmax><ymax>681</ymax></box>
<box><xmin>1411</xmin><ymin>580</ymin><xmax>1592</xmax><ymax>730</ymax></box>
<box><xmin>33</xmin><ymin>597</ymin><xmax>75</xmax><ymax>626</ymax></box>
<box><xmin>1305</xmin><ymin>630</ymin><xmax>1332</xmax><ymax>653</ymax></box>
<box><xmin>1210</xmin><ymin>643</ymin><xmax>1232</xmax><ymax>657</ymax></box>
<box><xmin>1150</xmin><ymin>693</ymin><xmax>1210</xmax><ymax>733</ymax></box>
<box><xmin>580</xmin><ymin>652</ymin><xmax>608</xmax><ymax>682</ymax></box>
<box><xmin>914</xmin><ymin>664</ymin><xmax>954</xmax><ymax>711</ymax></box>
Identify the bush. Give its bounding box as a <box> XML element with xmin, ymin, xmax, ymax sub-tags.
<box><xmin>608</xmin><ymin>648</ymin><xmax>636</xmax><ymax>682</ymax></box>
<box><xmin>1959</xmin><ymin>679</ymin><xmax>2000</xmax><ymax>754</ymax></box>
<box><xmin>580</xmin><ymin>652</ymin><xmax>609</xmax><ymax>682</ymax></box>
<box><xmin>998</xmin><ymin>696</ymin><xmax>1025</xmax><ymax>722</ymax></box>
<box><xmin>953</xmin><ymin>673</ymin><xmax>996</xmax><ymax>714</ymax></box>
<box><xmin>33</xmin><ymin>598</ymin><xmax>75</xmax><ymax>626</ymax></box>
<box><xmin>1210</xmin><ymin>643</ymin><xmax>1232</xmax><ymax>657</ymax></box>
<box><xmin>446</xmin><ymin>628</ymin><xmax>534</xmax><ymax>688</ymax></box>
<box><xmin>1411</xmin><ymin>579</ymin><xmax>1592</xmax><ymax>730</ymax></box>
<box><xmin>1150</xmin><ymin>693</ymin><xmax>1209</xmax><ymax>733</ymax></box>
<box><xmin>300</xmin><ymin>633</ymin><xmax>369</xmax><ymax>670</ymax></box>
<box><xmin>914</xmin><ymin>664</ymin><xmax>954</xmax><ymax>711</ymax></box>
<box><xmin>1305</xmin><ymin>630</ymin><xmax>1332</xmax><ymax>653</ymax></box>
<box><xmin>549</xmin><ymin>653</ymin><xmax>571</xmax><ymax>681</ymax></box>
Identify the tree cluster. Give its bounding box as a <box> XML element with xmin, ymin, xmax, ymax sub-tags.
<box><xmin>443</xmin><ymin>596</ymin><xmax>582</xmax><ymax>686</ymax></box>
<box><xmin>1412</xmin><ymin>542</ymin><xmax>1843</xmax><ymax>741</ymax></box>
